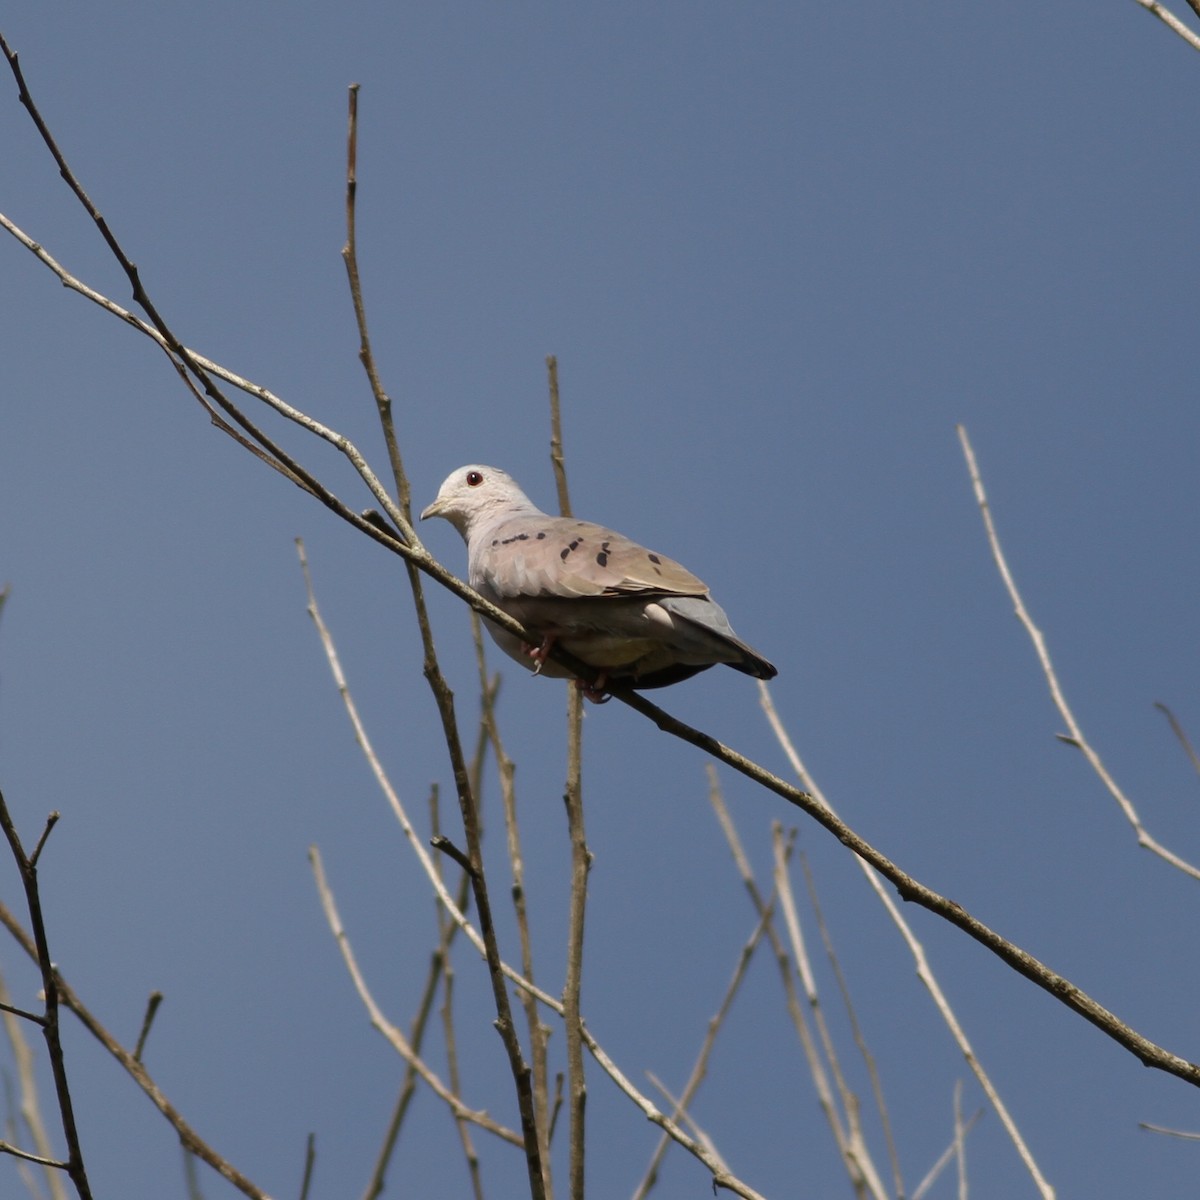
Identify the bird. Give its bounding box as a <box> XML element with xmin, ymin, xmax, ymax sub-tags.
<box><xmin>420</xmin><ymin>464</ymin><xmax>776</xmax><ymax>694</ymax></box>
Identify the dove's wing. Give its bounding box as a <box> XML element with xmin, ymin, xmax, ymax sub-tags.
<box><xmin>474</xmin><ymin>513</ymin><xmax>710</xmax><ymax>601</ymax></box>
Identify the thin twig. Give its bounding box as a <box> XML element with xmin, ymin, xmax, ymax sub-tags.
<box><xmin>307</xmin><ymin>845</ymin><xmax>522</xmax><ymax>1146</ymax></box>
<box><xmin>563</xmin><ymin>681</ymin><xmax>588</xmax><ymax>1200</ymax></box>
<box><xmin>0</xmin><ymin>795</ymin><xmax>91</xmax><ymax>1200</ymax></box>
<box><xmin>300</xmin><ymin>556</ymin><xmax>769</xmax><ymax>1194</ymax></box>
<box><xmin>359</xmin><ymin>787</ymin><xmax>474</xmax><ymax>1200</ymax></box>
<box><xmin>297</xmin><ymin>1134</ymin><xmax>316</xmax><ymax>1200</ymax></box>
<box><xmin>0</xmin><ymin>899</ymin><xmax>270</xmax><ymax>1199</ymax></box>
<box><xmin>632</xmin><ymin>857</ymin><xmax>776</xmax><ymax>1200</ymax></box>
<box><xmin>132</xmin><ymin>992</ymin><xmax>163</xmax><ymax>1064</ymax></box>
<box><xmin>0</xmin><ymin>968</ymin><xmax>66</xmax><ymax>1200</ymax></box>
<box><xmin>1139</xmin><ymin>1121</ymin><xmax>1200</xmax><ymax>1139</ymax></box>
<box><xmin>758</xmin><ymin>685</ymin><xmax>1056</xmax><ymax>1197</ymax></box>
<box><xmin>440</xmin><ymin>969</ymin><xmax>485</xmax><ymax>1200</ymax></box>
<box><xmin>546</xmin><ymin>356</ymin><xmax>571</xmax><ymax>519</ymax></box>
<box><xmin>549</xmin><ymin>365</ymin><xmax>588</xmax><ymax>1200</ymax></box>
<box><xmin>910</xmin><ymin>1103</ymin><xmax>984</xmax><ymax>1200</ymax></box>
<box><xmin>0</xmin><ymin>1141</ymin><xmax>68</xmax><ymax>1170</ymax></box>
<box><xmin>0</xmin><ymin>1001</ymin><xmax>45</xmax><ymax>1026</ymax></box>
<box><xmin>1128</xmin><ymin>0</ymin><xmax>1200</xmax><ymax>51</ymax></box>
<box><xmin>958</xmin><ymin>425</ymin><xmax>1200</xmax><ymax>881</ymax></box>
<box><xmin>706</xmin><ymin>784</ymin><xmax>852</xmax><ymax>1178</ymax></box>
<box><xmin>1154</xmin><ymin>702</ymin><xmax>1200</xmax><ymax>779</ymax></box>
<box><xmin>181</xmin><ymin>1148</ymin><xmax>204</xmax><ymax>1200</ymax></box>
<box><xmin>472</xmin><ymin>615</ymin><xmax>552</xmax><ymax>1182</ymax></box>
<box><xmin>773</xmin><ymin>825</ymin><xmax>887</xmax><ymax>1200</ymax></box>
<box><xmin>800</xmin><ymin>853</ymin><xmax>903</xmax><ymax>1198</ymax></box>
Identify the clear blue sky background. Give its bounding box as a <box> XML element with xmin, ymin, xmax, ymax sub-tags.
<box><xmin>2</xmin><ymin>5</ymin><xmax>1199</xmax><ymax>1198</ymax></box>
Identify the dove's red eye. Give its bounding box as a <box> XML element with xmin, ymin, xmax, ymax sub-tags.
<box><xmin>466</xmin><ymin>470</ymin><xmax>484</xmax><ymax>487</ymax></box>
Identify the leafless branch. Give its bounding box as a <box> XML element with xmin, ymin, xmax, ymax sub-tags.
<box><xmin>1128</xmin><ymin>0</ymin><xmax>1200</xmax><ymax>51</ymax></box>
<box><xmin>548</xmin><ymin>366</ymin><xmax>589</xmax><ymax>1200</ymax></box>
<box><xmin>0</xmin><ymin>899</ymin><xmax>271</xmax><ymax>1200</ymax></box>
<box><xmin>0</xmin><ymin>796</ymin><xmax>91</xmax><ymax>1200</ymax></box>
<box><xmin>132</xmin><ymin>992</ymin><xmax>163</xmax><ymax>1064</ymax></box>
<box><xmin>911</xmin><ymin>1104</ymin><xmax>984</xmax><ymax>1200</ymax></box>
<box><xmin>958</xmin><ymin>425</ymin><xmax>1200</xmax><ymax>882</ymax></box>
<box><xmin>632</xmin><ymin>823</ymin><xmax>775</xmax><ymax>1200</ymax></box>
<box><xmin>1154</xmin><ymin>702</ymin><xmax>1200</xmax><ymax>779</ymax></box>
<box><xmin>0</xmin><ymin>968</ymin><xmax>66</xmax><ymax>1200</ymax></box>
<box><xmin>1139</xmin><ymin>1120</ymin><xmax>1200</xmax><ymax>1139</ymax></box>
<box><xmin>758</xmin><ymin>683</ymin><xmax>1055</xmax><ymax>1197</ymax></box>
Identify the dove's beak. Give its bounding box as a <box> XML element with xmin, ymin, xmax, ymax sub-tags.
<box><xmin>419</xmin><ymin>499</ymin><xmax>442</xmax><ymax>521</ymax></box>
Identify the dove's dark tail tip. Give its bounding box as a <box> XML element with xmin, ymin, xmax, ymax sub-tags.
<box><xmin>731</xmin><ymin>649</ymin><xmax>777</xmax><ymax>681</ymax></box>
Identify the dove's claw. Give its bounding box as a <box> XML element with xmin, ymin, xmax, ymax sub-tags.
<box><xmin>575</xmin><ymin>676</ymin><xmax>611</xmax><ymax>704</ymax></box>
<box><xmin>527</xmin><ymin>635</ymin><xmax>558</xmax><ymax>676</ymax></box>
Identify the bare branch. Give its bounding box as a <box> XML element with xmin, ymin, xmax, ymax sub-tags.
<box><xmin>0</xmin><ymin>900</ymin><xmax>270</xmax><ymax>1200</ymax></box>
<box><xmin>759</xmin><ymin>683</ymin><xmax>1056</xmax><ymax>1197</ymax></box>
<box><xmin>307</xmin><ymin>844</ymin><xmax>522</xmax><ymax>1146</ymax></box>
<box><xmin>132</xmin><ymin>992</ymin><xmax>163</xmax><ymax>1064</ymax></box>
<box><xmin>1154</xmin><ymin>702</ymin><xmax>1200</xmax><ymax>779</ymax></box>
<box><xmin>1128</xmin><ymin>0</ymin><xmax>1200</xmax><ymax>51</ymax></box>
<box><xmin>549</xmin><ymin>368</ymin><xmax>588</xmax><ymax>1200</ymax></box>
<box><xmin>0</xmin><ymin>795</ymin><xmax>91</xmax><ymax>1200</ymax></box>
<box><xmin>958</xmin><ymin>425</ymin><xmax>1200</xmax><ymax>882</ymax></box>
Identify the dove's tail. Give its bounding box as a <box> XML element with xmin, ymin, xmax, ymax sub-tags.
<box><xmin>726</xmin><ymin>641</ymin><xmax>777</xmax><ymax>681</ymax></box>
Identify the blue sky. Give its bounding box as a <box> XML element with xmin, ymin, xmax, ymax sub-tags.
<box><xmin>2</xmin><ymin>4</ymin><xmax>1199</xmax><ymax>1198</ymax></box>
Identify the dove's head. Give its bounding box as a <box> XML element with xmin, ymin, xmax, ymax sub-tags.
<box><xmin>420</xmin><ymin>465</ymin><xmax>539</xmax><ymax>538</ymax></box>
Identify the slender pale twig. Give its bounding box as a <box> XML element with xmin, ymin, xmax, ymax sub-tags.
<box><xmin>548</xmin><ymin>368</ymin><xmax>590</xmax><ymax>1200</ymax></box>
<box><xmin>431</xmin><ymin>781</ymin><xmax>487</xmax><ymax>1200</ymax></box>
<box><xmin>759</xmin><ymin>684</ymin><xmax>1056</xmax><ymax>1198</ymax></box>
<box><xmin>547</xmin><ymin>356</ymin><xmax>571</xmax><ymax>518</ymax></box>
<box><xmin>958</xmin><ymin>426</ymin><xmax>1200</xmax><ymax>882</ymax></box>
<box><xmin>359</xmin><ymin>786</ymin><xmax>475</xmax><ymax>1200</ymax></box>
<box><xmin>632</xmin><ymin>864</ymin><xmax>777</xmax><ymax>1200</ymax></box>
<box><xmin>308</xmin><ymin>845</ymin><xmax>522</xmax><ymax>1146</ymax></box>
<box><xmin>562</xmin><ymin>682</ymin><xmax>588</xmax><ymax>1200</ymax></box>
<box><xmin>181</xmin><ymin>1148</ymin><xmax>204</xmax><ymax>1200</ymax></box>
<box><xmin>773</xmin><ymin>826</ymin><xmax>888</xmax><ymax>1200</ymax></box>
<box><xmin>1129</xmin><ymin>0</ymin><xmax>1200</xmax><ymax>51</ymax></box>
<box><xmin>910</xmin><ymin>1106</ymin><xmax>984</xmax><ymax>1200</ymax></box>
<box><xmin>440</xmin><ymin>970</ymin><xmax>485</xmax><ymax>1200</ymax></box>
<box><xmin>800</xmin><ymin>853</ymin><xmax>903</xmax><ymax>1199</ymax></box>
<box><xmin>643</xmin><ymin>1075</ymin><xmax>728</xmax><ymax>1173</ymax></box>
<box><xmin>302</xmin><ymin>545</ymin><xmax>769</xmax><ymax>1194</ymax></box>
<box><xmin>0</xmin><ymin>1142</ymin><xmax>67</xmax><ymax>1171</ymax></box>
<box><xmin>472</xmin><ymin>615</ymin><xmax>553</xmax><ymax>1182</ymax></box>
<box><xmin>707</xmin><ymin>786</ymin><xmax>853</xmax><ymax>1178</ymax></box>
<box><xmin>0</xmin><ymin>969</ymin><xmax>66</xmax><ymax>1200</ymax></box>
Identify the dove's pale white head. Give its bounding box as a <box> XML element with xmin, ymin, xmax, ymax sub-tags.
<box><xmin>420</xmin><ymin>465</ymin><xmax>540</xmax><ymax>538</ymax></box>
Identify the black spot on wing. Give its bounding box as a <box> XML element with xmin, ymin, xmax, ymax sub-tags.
<box><xmin>596</xmin><ymin>540</ymin><xmax>611</xmax><ymax>569</ymax></box>
<box><xmin>560</xmin><ymin>537</ymin><xmax>583</xmax><ymax>562</ymax></box>
<box><xmin>499</xmin><ymin>532</ymin><xmax>532</xmax><ymax>545</ymax></box>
